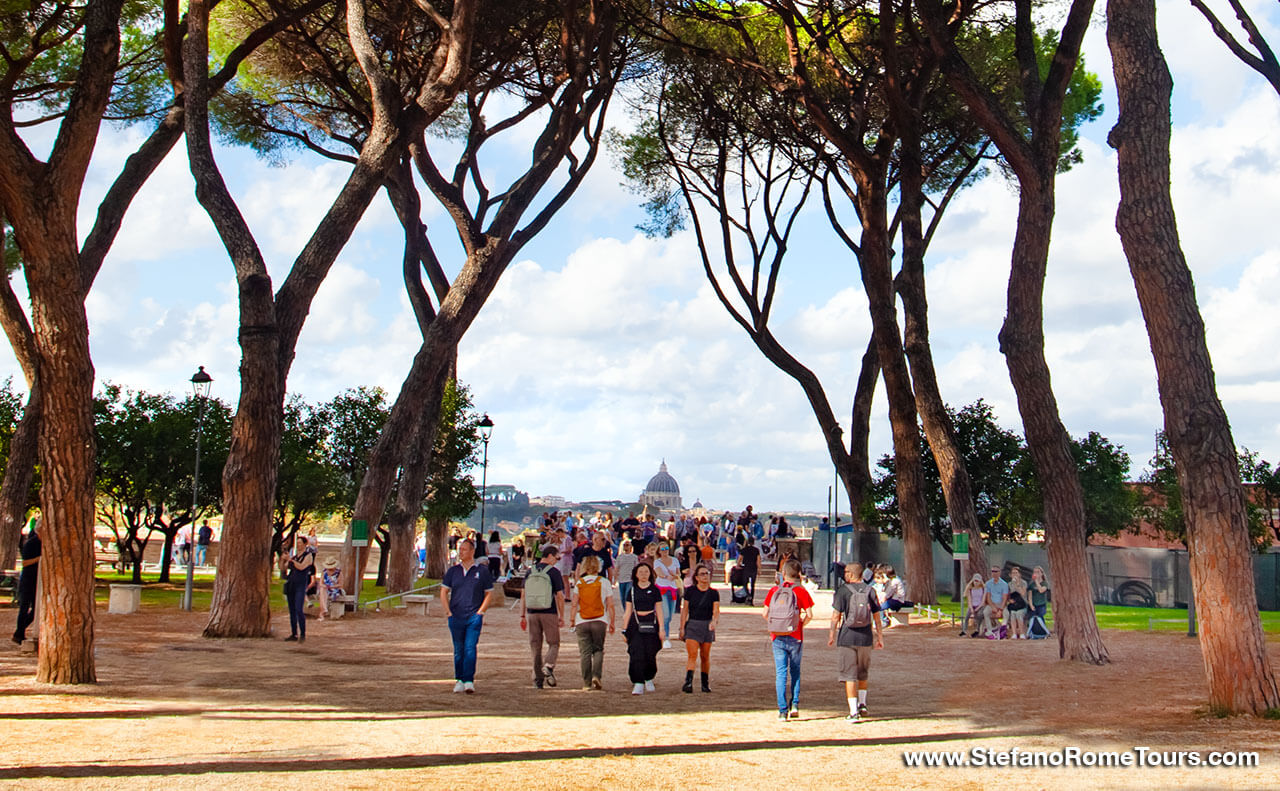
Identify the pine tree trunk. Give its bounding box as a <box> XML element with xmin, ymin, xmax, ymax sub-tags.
<box><xmin>425</xmin><ymin>514</ymin><xmax>449</xmax><ymax>580</ymax></box>
<box><xmin>856</xmin><ymin>178</ymin><xmax>935</xmax><ymax>605</ymax></box>
<box><xmin>202</xmin><ymin>276</ymin><xmax>281</xmax><ymax>638</ymax></box>
<box><xmin>1002</xmin><ymin>185</ymin><xmax>1108</xmax><ymax>664</ymax></box>
<box><xmin>344</xmin><ymin>344</ymin><xmax>453</xmax><ymax>584</ymax></box>
<box><xmin>383</xmin><ymin>383</ymin><xmax>440</xmax><ymax>595</ymax></box>
<box><xmin>384</xmin><ymin>519</ymin><xmax>417</xmax><ymax>595</ymax></box>
<box><xmin>896</xmin><ymin>135</ymin><xmax>989</xmax><ymax>580</ymax></box>
<box><xmin>0</xmin><ymin>388</ymin><xmax>39</xmax><ymax>570</ymax></box>
<box><xmin>1108</xmin><ymin>0</ymin><xmax>1279</xmax><ymax>713</ymax></box>
<box><xmin>26</xmin><ymin>241</ymin><xmax>98</xmax><ymax>683</ymax></box>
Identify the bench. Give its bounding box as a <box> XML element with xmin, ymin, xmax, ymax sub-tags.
<box><xmin>95</xmin><ymin>549</ymin><xmax>121</xmax><ymax>571</ymax></box>
<box><xmin>402</xmin><ymin>594</ymin><xmax>433</xmax><ymax>616</ymax></box>
<box><xmin>888</xmin><ymin>606</ymin><xmax>915</xmax><ymax>626</ymax></box>
<box><xmin>329</xmin><ymin>594</ymin><xmax>357</xmax><ymax>620</ymax></box>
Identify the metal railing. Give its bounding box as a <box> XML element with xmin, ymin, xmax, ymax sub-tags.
<box><xmin>357</xmin><ymin>582</ymin><xmax>441</xmax><ymax>613</ymax></box>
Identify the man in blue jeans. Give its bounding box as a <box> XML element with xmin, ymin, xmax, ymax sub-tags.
<box><xmin>441</xmin><ymin>538</ymin><xmax>495</xmax><ymax>694</ymax></box>
<box><xmin>762</xmin><ymin>559</ymin><xmax>814</xmax><ymax>720</ymax></box>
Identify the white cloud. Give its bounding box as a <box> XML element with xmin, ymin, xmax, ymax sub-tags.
<box><xmin>5</xmin><ymin>18</ymin><xmax>1280</xmax><ymax>510</ymax></box>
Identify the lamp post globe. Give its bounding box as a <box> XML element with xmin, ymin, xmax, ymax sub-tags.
<box><xmin>183</xmin><ymin>366</ymin><xmax>213</xmax><ymax>611</ymax></box>
<box><xmin>478</xmin><ymin>414</ymin><xmax>494</xmax><ymax>539</ymax></box>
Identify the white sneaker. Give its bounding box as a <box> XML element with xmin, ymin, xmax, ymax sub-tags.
<box><xmin>452</xmin><ymin>680</ymin><xmax>464</xmax><ymax>693</ymax></box>
<box><xmin>632</xmin><ymin>683</ymin><xmax>645</xmax><ymax>695</ymax></box>
<box><xmin>663</xmin><ymin>639</ymin><xmax>672</xmax><ymax>649</ymax></box>
<box><xmin>463</xmin><ymin>681</ymin><xmax>475</xmax><ymax>694</ymax></box>
<box><xmin>644</xmin><ymin>680</ymin><xmax>655</xmax><ymax>692</ymax></box>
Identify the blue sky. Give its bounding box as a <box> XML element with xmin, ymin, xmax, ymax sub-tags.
<box><xmin>5</xmin><ymin>2</ymin><xmax>1280</xmax><ymax>513</ymax></box>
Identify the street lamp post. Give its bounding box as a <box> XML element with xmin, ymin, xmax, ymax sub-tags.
<box><xmin>478</xmin><ymin>414</ymin><xmax>494</xmax><ymax>539</ymax></box>
<box><xmin>183</xmin><ymin>366</ymin><xmax>213</xmax><ymax>612</ymax></box>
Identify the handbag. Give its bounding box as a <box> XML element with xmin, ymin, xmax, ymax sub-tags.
<box><xmin>632</xmin><ymin>587</ymin><xmax>659</xmax><ymax>634</ymax></box>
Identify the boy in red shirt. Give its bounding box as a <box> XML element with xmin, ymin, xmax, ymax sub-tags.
<box><xmin>763</xmin><ymin>559</ymin><xmax>814</xmax><ymax>720</ymax></box>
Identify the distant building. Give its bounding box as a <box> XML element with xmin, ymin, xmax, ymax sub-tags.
<box><xmin>532</xmin><ymin>495</ymin><xmax>567</xmax><ymax>508</ymax></box>
<box><xmin>639</xmin><ymin>460</ymin><xmax>682</xmax><ymax>512</ymax></box>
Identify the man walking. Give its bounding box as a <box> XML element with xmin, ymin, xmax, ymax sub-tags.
<box><xmin>762</xmin><ymin>559</ymin><xmax>813</xmax><ymax>720</ymax></box>
<box><xmin>441</xmin><ymin>538</ymin><xmax>494</xmax><ymax>693</ymax></box>
<box><xmin>738</xmin><ymin>536</ymin><xmax>760</xmax><ymax>605</ymax></box>
<box><xmin>11</xmin><ymin>520</ymin><xmax>40</xmax><ymax>646</ymax></box>
<box><xmin>195</xmin><ymin>520</ymin><xmax>213</xmax><ymax>566</ymax></box>
<box><xmin>828</xmin><ymin>562</ymin><xmax>883</xmax><ymax>722</ymax></box>
<box><xmin>520</xmin><ymin>544</ymin><xmax>566</xmax><ymax>688</ymax></box>
<box><xmin>573</xmin><ymin>531</ymin><xmax>615</xmax><ymax>582</ymax></box>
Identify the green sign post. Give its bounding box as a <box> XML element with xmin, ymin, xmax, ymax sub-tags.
<box><xmin>952</xmin><ymin>530</ymin><xmax>969</xmax><ymax>560</ymax></box>
<box><xmin>350</xmin><ymin>519</ymin><xmax>369</xmax><ymax>609</ymax></box>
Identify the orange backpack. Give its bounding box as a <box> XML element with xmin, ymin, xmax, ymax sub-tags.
<box><xmin>578</xmin><ymin>575</ymin><xmax>605</xmax><ymax>619</ymax></box>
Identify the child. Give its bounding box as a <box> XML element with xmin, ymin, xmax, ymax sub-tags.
<box><xmin>960</xmin><ymin>574</ymin><xmax>985</xmax><ymax>637</ymax></box>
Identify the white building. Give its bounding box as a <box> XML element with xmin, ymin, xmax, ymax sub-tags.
<box><xmin>638</xmin><ymin>460</ymin><xmax>682</xmax><ymax>512</ymax></box>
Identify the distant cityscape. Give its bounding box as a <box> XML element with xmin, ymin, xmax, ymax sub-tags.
<box><xmin>473</xmin><ymin>460</ymin><xmax>841</xmax><ymax>530</ymax></box>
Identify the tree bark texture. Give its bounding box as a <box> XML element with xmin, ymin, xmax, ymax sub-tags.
<box><xmin>0</xmin><ymin>0</ymin><xmax>129</xmax><ymax>683</ymax></box>
<box><xmin>895</xmin><ymin>124</ymin><xmax>990</xmax><ymax>579</ymax></box>
<box><xmin>26</xmin><ymin>251</ymin><xmax>98</xmax><ymax>683</ymax></box>
<box><xmin>1002</xmin><ymin>185</ymin><xmax>1108</xmax><ymax>665</ymax></box>
<box><xmin>855</xmin><ymin>177</ymin><xmax>935</xmax><ymax>605</ymax></box>
<box><xmin>345</xmin><ymin>351</ymin><xmax>453</xmax><ymax>586</ymax></box>
<box><xmin>918</xmin><ymin>0</ymin><xmax>1105</xmax><ymax>661</ymax></box>
<box><xmin>381</xmin><ymin>397</ymin><xmax>442</xmax><ymax>595</ymax></box>
<box><xmin>189</xmin><ymin>0</ymin><xmax>479</xmax><ymax>636</ymax></box>
<box><xmin>425</xmin><ymin>514</ymin><xmax>449</xmax><ymax>580</ymax></box>
<box><xmin>1108</xmin><ymin>0</ymin><xmax>1279</xmax><ymax>713</ymax></box>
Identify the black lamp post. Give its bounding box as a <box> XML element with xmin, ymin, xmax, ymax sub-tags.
<box><xmin>183</xmin><ymin>366</ymin><xmax>213</xmax><ymax>612</ymax></box>
<box><xmin>478</xmin><ymin>414</ymin><xmax>494</xmax><ymax>538</ymax></box>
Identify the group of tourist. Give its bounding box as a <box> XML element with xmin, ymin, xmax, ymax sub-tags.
<box><xmin>434</xmin><ymin>507</ymin><xmax>891</xmax><ymax>723</ymax></box>
<box><xmin>960</xmin><ymin>564</ymin><xmax>1050</xmax><ymax>640</ymax></box>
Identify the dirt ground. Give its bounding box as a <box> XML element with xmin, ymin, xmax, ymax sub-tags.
<box><xmin>1</xmin><ymin>587</ymin><xmax>1278</xmax><ymax>790</ymax></box>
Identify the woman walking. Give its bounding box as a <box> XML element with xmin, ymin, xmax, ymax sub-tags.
<box><xmin>284</xmin><ymin>535</ymin><xmax>315</xmax><ymax>642</ymax></box>
<box><xmin>615</xmin><ymin>540</ymin><xmax>638</xmax><ymax>603</ymax></box>
<box><xmin>568</xmin><ymin>555</ymin><xmax>617</xmax><ymax>690</ymax></box>
<box><xmin>652</xmin><ymin>542</ymin><xmax>682</xmax><ymax>649</ymax></box>
<box><xmin>621</xmin><ymin>562</ymin><xmax>666</xmax><ymax>695</ymax></box>
<box><xmin>679</xmin><ymin>563</ymin><xmax>720</xmax><ymax>693</ymax></box>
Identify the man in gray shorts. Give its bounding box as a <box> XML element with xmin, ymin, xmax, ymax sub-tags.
<box><xmin>828</xmin><ymin>562</ymin><xmax>884</xmax><ymax>722</ymax></box>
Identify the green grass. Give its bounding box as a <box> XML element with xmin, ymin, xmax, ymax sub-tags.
<box><xmin>929</xmin><ymin>594</ymin><xmax>1280</xmax><ymax>633</ymax></box>
<box><xmin>93</xmin><ymin>571</ymin><xmax>395</xmax><ymax>611</ymax></box>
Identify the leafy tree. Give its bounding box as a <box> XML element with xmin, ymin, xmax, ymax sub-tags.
<box><xmin>93</xmin><ymin>385</ymin><xmax>232</xmax><ymax>584</ymax></box>
<box><xmin>868</xmin><ymin>401</ymin><xmax>1138</xmax><ymax>545</ymax></box>
<box><xmin>1141</xmin><ymin>432</ymin><xmax>1270</xmax><ymax>550</ymax></box>
<box><xmin>272</xmin><ymin>395</ymin><xmax>343</xmax><ymax>561</ymax></box>
<box><xmin>415</xmin><ymin>379</ymin><xmax>482</xmax><ymax>582</ymax></box>
<box><xmin>423</xmin><ymin>380</ymin><xmax>481</xmax><ymax>525</ymax></box>
<box><xmin>1239</xmin><ymin>450</ymin><xmax>1280</xmax><ymax>545</ymax></box>
<box><xmin>323</xmin><ymin>386</ymin><xmax>390</xmax><ymax>511</ymax></box>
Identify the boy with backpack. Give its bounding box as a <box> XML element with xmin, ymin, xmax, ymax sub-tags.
<box><xmin>762</xmin><ymin>559</ymin><xmax>814</xmax><ymax>720</ymax></box>
<box><xmin>520</xmin><ymin>545</ymin><xmax>566</xmax><ymax>689</ymax></box>
<box><xmin>828</xmin><ymin>562</ymin><xmax>883</xmax><ymax>722</ymax></box>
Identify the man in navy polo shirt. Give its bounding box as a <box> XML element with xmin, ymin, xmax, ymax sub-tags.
<box><xmin>441</xmin><ymin>538</ymin><xmax>495</xmax><ymax>693</ymax></box>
